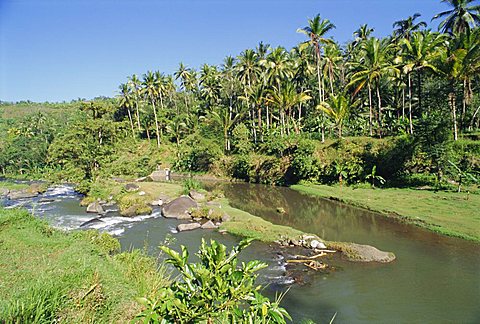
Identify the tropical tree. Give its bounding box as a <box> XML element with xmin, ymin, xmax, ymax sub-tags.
<box><xmin>400</xmin><ymin>31</ymin><xmax>446</xmax><ymax>133</ymax></box>
<box><xmin>318</xmin><ymin>93</ymin><xmax>358</xmax><ymax>137</ymax></box>
<box><xmin>348</xmin><ymin>37</ymin><xmax>398</xmax><ymax>137</ymax></box>
<box><xmin>141</xmin><ymin>71</ymin><xmax>161</xmax><ymax>147</ymax></box>
<box><xmin>267</xmin><ymin>82</ymin><xmax>311</xmax><ymax>136</ymax></box>
<box><xmin>297</xmin><ymin>14</ymin><xmax>336</xmax><ymax>142</ymax></box>
<box><xmin>393</xmin><ymin>13</ymin><xmax>427</xmax><ymax>41</ymax></box>
<box><xmin>127</xmin><ymin>74</ymin><xmax>142</xmax><ymax>131</ymax></box>
<box><xmin>118</xmin><ymin>83</ymin><xmax>136</xmax><ymax>138</ymax></box>
<box><xmin>432</xmin><ymin>0</ymin><xmax>480</xmax><ymax>34</ymax></box>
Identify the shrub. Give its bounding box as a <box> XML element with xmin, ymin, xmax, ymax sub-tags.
<box><xmin>136</xmin><ymin>239</ymin><xmax>291</xmax><ymax>323</ymax></box>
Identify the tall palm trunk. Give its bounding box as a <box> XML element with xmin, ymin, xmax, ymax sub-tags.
<box><xmin>152</xmin><ymin>100</ymin><xmax>161</xmax><ymax>147</ymax></box>
<box><xmin>408</xmin><ymin>73</ymin><xmax>413</xmax><ymax>135</ymax></box>
<box><xmin>368</xmin><ymin>83</ymin><xmax>373</xmax><ymax>136</ymax></box>
<box><xmin>135</xmin><ymin>100</ymin><xmax>141</xmax><ymax>131</ymax></box>
<box><xmin>376</xmin><ymin>81</ymin><xmax>382</xmax><ymax>138</ymax></box>
<box><xmin>126</xmin><ymin>108</ymin><xmax>135</xmax><ymax>139</ymax></box>
<box><xmin>316</xmin><ymin>44</ymin><xmax>325</xmax><ymax>142</ymax></box>
<box><xmin>417</xmin><ymin>70</ymin><xmax>422</xmax><ymax>115</ymax></box>
<box><xmin>449</xmin><ymin>82</ymin><xmax>458</xmax><ymax>141</ymax></box>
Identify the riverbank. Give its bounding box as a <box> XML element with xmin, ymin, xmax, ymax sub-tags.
<box><xmin>292</xmin><ymin>184</ymin><xmax>480</xmax><ymax>243</ymax></box>
<box><xmin>0</xmin><ymin>208</ymin><xmax>169</xmax><ymax>322</ymax></box>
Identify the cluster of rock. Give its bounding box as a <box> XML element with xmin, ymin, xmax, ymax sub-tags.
<box><xmin>277</xmin><ymin>234</ymin><xmax>327</xmax><ymax>250</ymax></box>
<box><xmin>162</xmin><ymin>191</ymin><xmax>229</xmax><ymax>232</ymax></box>
<box><xmin>2</xmin><ymin>183</ymin><xmax>46</xmax><ymax>200</ymax></box>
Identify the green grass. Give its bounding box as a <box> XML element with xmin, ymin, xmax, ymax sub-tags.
<box><xmin>0</xmin><ymin>207</ymin><xmax>169</xmax><ymax>322</ymax></box>
<box><xmin>0</xmin><ymin>181</ymin><xmax>30</xmax><ymax>191</ymax></box>
<box><xmin>218</xmin><ymin>198</ymin><xmax>314</xmax><ymax>243</ymax></box>
<box><xmin>292</xmin><ymin>184</ymin><xmax>480</xmax><ymax>243</ymax></box>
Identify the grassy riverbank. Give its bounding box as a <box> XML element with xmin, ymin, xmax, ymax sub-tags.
<box><xmin>292</xmin><ymin>184</ymin><xmax>480</xmax><ymax>243</ymax></box>
<box><xmin>0</xmin><ymin>208</ymin><xmax>169</xmax><ymax>322</ymax></box>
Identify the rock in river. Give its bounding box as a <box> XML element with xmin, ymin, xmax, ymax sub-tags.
<box><xmin>177</xmin><ymin>222</ymin><xmax>201</xmax><ymax>232</ymax></box>
<box><xmin>201</xmin><ymin>220</ymin><xmax>218</xmax><ymax>229</ymax></box>
<box><xmin>86</xmin><ymin>201</ymin><xmax>105</xmax><ymax>214</ymax></box>
<box><xmin>7</xmin><ymin>190</ymin><xmax>39</xmax><ymax>200</ymax></box>
<box><xmin>162</xmin><ymin>196</ymin><xmax>197</xmax><ymax>220</ymax></box>
<box><xmin>189</xmin><ymin>190</ymin><xmax>206</xmax><ymax>202</ymax></box>
<box><xmin>330</xmin><ymin>242</ymin><xmax>396</xmax><ymax>263</ymax></box>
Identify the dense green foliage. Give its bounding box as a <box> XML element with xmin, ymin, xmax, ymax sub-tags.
<box><xmin>1</xmin><ymin>2</ymin><xmax>479</xmax><ymax>191</ymax></box>
<box><xmin>137</xmin><ymin>239</ymin><xmax>291</xmax><ymax>323</ymax></box>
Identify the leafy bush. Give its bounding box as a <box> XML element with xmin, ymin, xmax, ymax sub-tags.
<box><xmin>136</xmin><ymin>239</ymin><xmax>291</xmax><ymax>323</ymax></box>
<box><xmin>181</xmin><ymin>178</ymin><xmax>204</xmax><ymax>195</ymax></box>
<box><xmin>231</xmin><ymin>154</ymin><xmax>251</xmax><ymax>181</ymax></box>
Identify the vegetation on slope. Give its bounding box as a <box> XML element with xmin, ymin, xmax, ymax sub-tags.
<box><xmin>0</xmin><ymin>207</ymin><xmax>169</xmax><ymax>322</ymax></box>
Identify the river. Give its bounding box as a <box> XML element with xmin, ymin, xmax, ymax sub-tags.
<box><xmin>2</xmin><ymin>182</ymin><xmax>479</xmax><ymax>323</ymax></box>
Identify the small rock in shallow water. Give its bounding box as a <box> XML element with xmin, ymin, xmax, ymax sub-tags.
<box><xmin>201</xmin><ymin>220</ymin><xmax>217</xmax><ymax>229</ymax></box>
<box><xmin>177</xmin><ymin>223</ymin><xmax>201</xmax><ymax>232</ymax></box>
<box><xmin>86</xmin><ymin>201</ymin><xmax>104</xmax><ymax>214</ymax></box>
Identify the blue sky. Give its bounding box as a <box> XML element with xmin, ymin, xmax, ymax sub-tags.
<box><xmin>0</xmin><ymin>0</ymin><xmax>448</xmax><ymax>102</ymax></box>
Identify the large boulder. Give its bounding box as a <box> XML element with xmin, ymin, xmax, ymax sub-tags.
<box><xmin>148</xmin><ymin>170</ymin><xmax>167</xmax><ymax>182</ymax></box>
<box><xmin>124</xmin><ymin>183</ymin><xmax>140</xmax><ymax>192</ymax></box>
<box><xmin>7</xmin><ymin>190</ymin><xmax>39</xmax><ymax>200</ymax></box>
<box><xmin>329</xmin><ymin>242</ymin><xmax>396</xmax><ymax>263</ymax></box>
<box><xmin>86</xmin><ymin>201</ymin><xmax>105</xmax><ymax>214</ymax></box>
<box><xmin>120</xmin><ymin>204</ymin><xmax>152</xmax><ymax>217</ymax></box>
<box><xmin>162</xmin><ymin>196</ymin><xmax>197</xmax><ymax>219</ymax></box>
<box><xmin>0</xmin><ymin>188</ymin><xmax>10</xmax><ymax>197</ymax></box>
<box><xmin>201</xmin><ymin>220</ymin><xmax>217</xmax><ymax>229</ymax></box>
<box><xmin>189</xmin><ymin>190</ymin><xmax>206</xmax><ymax>202</ymax></box>
<box><xmin>177</xmin><ymin>223</ymin><xmax>201</xmax><ymax>232</ymax></box>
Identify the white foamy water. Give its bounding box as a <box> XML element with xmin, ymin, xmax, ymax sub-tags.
<box><xmin>42</xmin><ymin>184</ymin><xmax>76</xmax><ymax>197</ymax></box>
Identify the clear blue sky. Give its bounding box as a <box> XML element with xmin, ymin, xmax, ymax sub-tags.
<box><xmin>0</xmin><ymin>0</ymin><xmax>448</xmax><ymax>102</ymax></box>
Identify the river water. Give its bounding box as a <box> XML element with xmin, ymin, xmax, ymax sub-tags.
<box><xmin>2</xmin><ymin>182</ymin><xmax>479</xmax><ymax>323</ymax></box>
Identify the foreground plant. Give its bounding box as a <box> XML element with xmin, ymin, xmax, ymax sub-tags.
<box><xmin>136</xmin><ymin>239</ymin><xmax>291</xmax><ymax>323</ymax></box>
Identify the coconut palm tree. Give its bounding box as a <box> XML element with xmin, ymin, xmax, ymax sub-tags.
<box><xmin>175</xmin><ymin>63</ymin><xmax>192</xmax><ymax>113</ymax></box>
<box><xmin>393</xmin><ymin>13</ymin><xmax>427</xmax><ymax>41</ymax></box>
<box><xmin>236</xmin><ymin>49</ymin><xmax>262</xmax><ymax>142</ymax></box>
<box><xmin>141</xmin><ymin>71</ymin><xmax>161</xmax><ymax>147</ymax></box>
<box><xmin>348</xmin><ymin>37</ymin><xmax>398</xmax><ymax>137</ymax></box>
<box><xmin>297</xmin><ymin>15</ymin><xmax>336</xmax><ymax>141</ymax></box>
<box><xmin>318</xmin><ymin>93</ymin><xmax>358</xmax><ymax>137</ymax></box>
<box><xmin>400</xmin><ymin>31</ymin><xmax>446</xmax><ymax>133</ymax></box>
<box><xmin>432</xmin><ymin>0</ymin><xmax>480</xmax><ymax>34</ymax></box>
<box><xmin>127</xmin><ymin>74</ymin><xmax>142</xmax><ymax>131</ymax></box>
<box><xmin>118</xmin><ymin>83</ymin><xmax>135</xmax><ymax>138</ymax></box>
<box><xmin>267</xmin><ymin>82</ymin><xmax>311</xmax><ymax>136</ymax></box>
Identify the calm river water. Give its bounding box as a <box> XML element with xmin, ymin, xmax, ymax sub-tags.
<box><xmin>2</xmin><ymin>182</ymin><xmax>479</xmax><ymax>323</ymax></box>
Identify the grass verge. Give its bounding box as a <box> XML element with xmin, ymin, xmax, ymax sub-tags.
<box><xmin>292</xmin><ymin>184</ymin><xmax>480</xmax><ymax>243</ymax></box>
<box><xmin>0</xmin><ymin>207</ymin><xmax>169</xmax><ymax>322</ymax></box>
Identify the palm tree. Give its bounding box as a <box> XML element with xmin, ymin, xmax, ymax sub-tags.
<box><xmin>141</xmin><ymin>71</ymin><xmax>161</xmax><ymax>147</ymax></box>
<box><xmin>297</xmin><ymin>15</ymin><xmax>335</xmax><ymax>142</ymax></box>
<box><xmin>318</xmin><ymin>93</ymin><xmax>358</xmax><ymax>137</ymax></box>
<box><xmin>267</xmin><ymin>82</ymin><xmax>311</xmax><ymax>136</ymax></box>
<box><xmin>236</xmin><ymin>49</ymin><xmax>262</xmax><ymax>142</ymax></box>
<box><xmin>393</xmin><ymin>13</ymin><xmax>427</xmax><ymax>41</ymax></box>
<box><xmin>127</xmin><ymin>74</ymin><xmax>142</xmax><ymax>131</ymax></box>
<box><xmin>174</xmin><ymin>63</ymin><xmax>192</xmax><ymax>113</ymax></box>
<box><xmin>348</xmin><ymin>37</ymin><xmax>398</xmax><ymax>137</ymax></box>
<box><xmin>118</xmin><ymin>83</ymin><xmax>135</xmax><ymax>138</ymax></box>
<box><xmin>432</xmin><ymin>0</ymin><xmax>480</xmax><ymax>34</ymax></box>
<box><xmin>447</xmin><ymin>29</ymin><xmax>480</xmax><ymax>132</ymax></box>
<box><xmin>401</xmin><ymin>31</ymin><xmax>446</xmax><ymax>133</ymax></box>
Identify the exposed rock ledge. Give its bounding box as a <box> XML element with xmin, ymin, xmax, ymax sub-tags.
<box><xmin>327</xmin><ymin>242</ymin><xmax>396</xmax><ymax>263</ymax></box>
